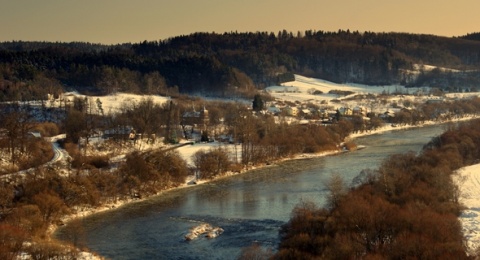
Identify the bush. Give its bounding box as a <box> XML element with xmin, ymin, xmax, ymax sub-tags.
<box><xmin>86</xmin><ymin>155</ymin><xmax>110</xmax><ymax>169</ymax></box>
<box><xmin>6</xmin><ymin>205</ymin><xmax>47</xmax><ymax>238</ymax></box>
<box><xmin>0</xmin><ymin>224</ymin><xmax>28</xmax><ymax>260</ymax></box>
<box><xmin>63</xmin><ymin>142</ymin><xmax>80</xmax><ymax>158</ymax></box>
<box><xmin>193</xmin><ymin>147</ymin><xmax>231</xmax><ymax>179</ymax></box>
<box><xmin>343</xmin><ymin>142</ymin><xmax>357</xmax><ymax>151</ymax></box>
<box><xmin>31</xmin><ymin>122</ymin><xmax>60</xmax><ymax>137</ymax></box>
<box><xmin>17</xmin><ymin>139</ymin><xmax>54</xmax><ymax>170</ymax></box>
<box><xmin>237</xmin><ymin>243</ymin><xmax>274</xmax><ymax>260</ymax></box>
<box><xmin>307</xmin><ymin>88</ymin><xmax>323</xmax><ymax>95</ymax></box>
<box><xmin>328</xmin><ymin>90</ymin><xmax>354</xmax><ymax>96</ymax></box>
<box><xmin>26</xmin><ymin>240</ymin><xmax>78</xmax><ymax>260</ymax></box>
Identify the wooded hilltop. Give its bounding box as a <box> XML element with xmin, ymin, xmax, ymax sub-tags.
<box><xmin>2</xmin><ymin>30</ymin><xmax>480</xmax><ymax>100</ymax></box>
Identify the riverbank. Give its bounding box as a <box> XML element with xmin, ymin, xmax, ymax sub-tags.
<box><xmin>455</xmin><ymin>164</ymin><xmax>480</xmax><ymax>255</ymax></box>
<box><xmin>354</xmin><ymin>116</ymin><xmax>480</xmax><ymax>254</ymax></box>
<box><xmin>51</xmin><ymin>116</ymin><xmax>479</xmax><ymax>259</ymax></box>
<box><xmin>348</xmin><ymin>116</ymin><xmax>478</xmax><ymax>140</ymax></box>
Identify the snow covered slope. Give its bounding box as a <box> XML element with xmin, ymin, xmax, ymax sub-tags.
<box><xmin>456</xmin><ymin>164</ymin><xmax>480</xmax><ymax>254</ymax></box>
<box><xmin>266</xmin><ymin>74</ymin><xmax>424</xmax><ymax>104</ymax></box>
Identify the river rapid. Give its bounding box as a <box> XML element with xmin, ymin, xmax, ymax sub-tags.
<box><xmin>55</xmin><ymin>125</ymin><xmax>447</xmax><ymax>260</ymax></box>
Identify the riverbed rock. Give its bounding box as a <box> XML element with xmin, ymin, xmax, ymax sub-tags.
<box><xmin>185</xmin><ymin>223</ymin><xmax>223</xmax><ymax>240</ymax></box>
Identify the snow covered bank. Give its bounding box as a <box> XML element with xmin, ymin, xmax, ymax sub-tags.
<box><xmin>347</xmin><ymin>115</ymin><xmax>478</xmax><ymax>140</ymax></box>
<box><xmin>349</xmin><ymin>118</ymin><xmax>480</xmax><ymax>255</ymax></box>
<box><xmin>456</xmin><ymin>164</ymin><xmax>480</xmax><ymax>254</ymax></box>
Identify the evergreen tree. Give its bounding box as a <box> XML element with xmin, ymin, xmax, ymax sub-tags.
<box><xmin>252</xmin><ymin>94</ymin><xmax>264</xmax><ymax>112</ymax></box>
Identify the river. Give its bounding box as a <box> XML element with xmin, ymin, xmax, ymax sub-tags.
<box><xmin>55</xmin><ymin>125</ymin><xmax>447</xmax><ymax>260</ymax></box>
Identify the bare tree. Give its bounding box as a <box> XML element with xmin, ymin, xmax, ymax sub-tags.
<box><xmin>32</xmin><ymin>190</ymin><xmax>68</xmax><ymax>223</ymax></box>
<box><xmin>64</xmin><ymin>109</ymin><xmax>85</xmax><ymax>144</ymax></box>
<box><xmin>0</xmin><ymin>184</ymin><xmax>14</xmax><ymax>216</ymax></box>
<box><xmin>324</xmin><ymin>172</ymin><xmax>347</xmax><ymax>209</ymax></box>
<box><xmin>130</xmin><ymin>97</ymin><xmax>162</xmax><ymax>143</ymax></box>
<box><xmin>0</xmin><ymin>224</ymin><xmax>28</xmax><ymax>260</ymax></box>
<box><xmin>0</xmin><ymin>103</ymin><xmax>34</xmax><ymax>166</ymax></box>
<box><xmin>193</xmin><ymin>147</ymin><xmax>231</xmax><ymax>179</ymax></box>
<box><xmin>237</xmin><ymin>243</ymin><xmax>273</xmax><ymax>260</ymax></box>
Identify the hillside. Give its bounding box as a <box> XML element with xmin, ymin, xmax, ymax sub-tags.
<box><xmin>2</xmin><ymin>31</ymin><xmax>480</xmax><ymax>101</ymax></box>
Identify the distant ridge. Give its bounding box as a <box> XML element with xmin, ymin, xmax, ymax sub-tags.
<box><xmin>2</xmin><ymin>30</ymin><xmax>480</xmax><ymax>101</ymax></box>
<box><xmin>459</xmin><ymin>32</ymin><xmax>480</xmax><ymax>41</ymax></box>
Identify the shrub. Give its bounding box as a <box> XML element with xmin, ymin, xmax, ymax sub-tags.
<box><xmin>86</xmin><ymin>155</ymin><xmax>109</xmax><ymax>169</ymax></box>
<box><xmin>31</xmin><ymin>122</ymin><xmax>60</xmax><ymax>137</ymax></box>
<box><xmin>0</xmin><ymin>224</ymin><xmax>28</xmax><ymax>260</ymax></box>
<box><xmin>193</xmin><ymin>147</ymin><xmax>231</xmax><ymax>179</ymax></box>
<box><xmin>343</xmin><ymin>142</ymin><xmax>357</xmax><ymax>151</ymax></box>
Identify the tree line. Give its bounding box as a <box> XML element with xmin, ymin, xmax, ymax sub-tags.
<box><xmin>3</xmin><ymin>31</ymin><xmax>480</xmax><ymax>101</ymax></box>
<box><xmin>3</xmin><ymin>93</ymin><xmax>480</xmax><ymax>173</ymax></box>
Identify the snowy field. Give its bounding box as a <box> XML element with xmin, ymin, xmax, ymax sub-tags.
<box><xmin>175</xmin><ymin>142</ymin><xmax>242</xmax><ymax>166</ymax></box>
<box><xmin>50</xmin><ymin>74</ymin><xmax>480</xmax><ymax>117</ymax></box>
<box><xmin>456</xmin><ymin>164</ymin><xmax>480</xmax><ymax>254</ymax></box>
<box><xmin>267</xmin><ymin>74</ymin><xmax>480</xmax><ymax>119</ymax></box>
<box><xmin>51</xmin><ymin>92</ymin><xmax>171</xmax><ymax>114</ymax></box>
<box><xmin>267</xmin><ymin>74</ymin><xmax>426</xmax><ymax>104</ymax></box>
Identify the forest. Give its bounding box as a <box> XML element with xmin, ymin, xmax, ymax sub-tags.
<box><xmin>2</xmin><ymin>31</ymin><xmax>480</xmax><ymax>101</ymax></box>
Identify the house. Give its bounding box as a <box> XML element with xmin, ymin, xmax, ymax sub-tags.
<box><xmin>300</xmin><ymin>109</ymin><xmax>311</xmax><ymax>116</ymax></box>
<box><xmin>59</xmin><ymin>92</ymin><xmax>77</xmax><ymax>103</ymax></box>
<box><xmin>267</xmin><ymin>105</ymin><xmax>281</xmax><ymax>115</ymax></box>
<box><xmin>282</xmin><ymin>106</ymin><xmax>299</xmax><ymax>116</ymax></box>
<box><xmin>380</xmin><ymin>110</ymin><xmax>395</xmax><ymax>121</ymax></box>
<box><xmin>337</xmin><ymin>107</ymin><xmax>353</xmax><ymax>116</ymax></box>
<box><xmin>353</xmin><ymin>106</ymin><xmax>366</xmax><ymax>116</ymax></box>
<box><xmin>182</xmin><ymin>106</ymin><xmax>209</xmax><ymax>130</ymax></box>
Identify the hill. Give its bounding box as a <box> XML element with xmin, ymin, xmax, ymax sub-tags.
<box><xmin>459</xmin><ymin>32</ymin><xmax>480</xmax><ymax>41</ymax></box>
<box><xmin>2</xmin><ymin>31</ymin><xmax>480</xmax><ymax>101</ymax></box>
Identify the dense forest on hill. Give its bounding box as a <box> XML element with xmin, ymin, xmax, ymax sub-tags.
<box><xmin>460</xmin><ymin>32</ymin><xmax>480</xmax><ymax>41</ymax></box>
<box><xmin>2</xmin><ymin>30</ymin><xmax>480</xmax><ymax>101</ymax></box>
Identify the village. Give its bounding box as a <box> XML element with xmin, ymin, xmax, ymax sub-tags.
<box><xmin>37</xmin><ymin>74</ymin><xmax>466</xmax><ymax>150</ymax></box>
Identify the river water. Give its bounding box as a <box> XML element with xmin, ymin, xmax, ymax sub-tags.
<box><xmin>55</xmin><ymin>125</ymin><xmax>447</xmax><ymax>260</ymax></box>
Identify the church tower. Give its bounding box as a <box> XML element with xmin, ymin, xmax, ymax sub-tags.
<box><xmin>200</xmin><ymin>106</ymin><xmax>209</xmax><ymax>130</ymax></box>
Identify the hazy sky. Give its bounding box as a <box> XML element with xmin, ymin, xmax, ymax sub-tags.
<box><xmin>1</xmin><ymin>0</ymin><xmax>479</xmax><ymax>44</ymax></box>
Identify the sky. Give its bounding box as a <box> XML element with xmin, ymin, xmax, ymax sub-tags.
<box><xmin>1</xmin><ymin>0</ymin><xmax>479</xmax><ymax>44</ymax></box>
